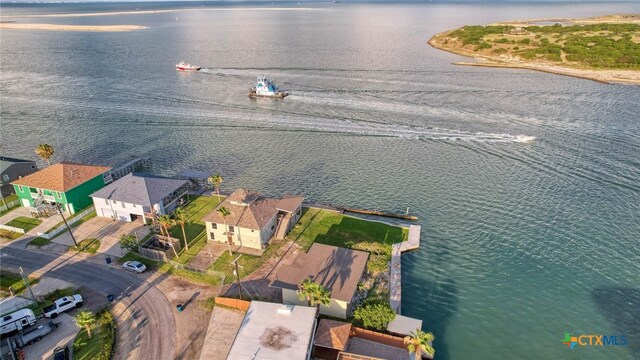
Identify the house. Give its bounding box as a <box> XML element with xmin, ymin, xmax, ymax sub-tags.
<box><xmin>226</xmin><ymin>301</ymin><xmax>317</xmax><ymax>360</ymax></box>
<box><xmin>270</xmin><ymin>243</ymin><xmax>369</xmax><ymax>319</ymax></box>
<box><xmin>0</xmin><ymin>157</ymin><xmax>37</xmax><ymax>197</ymax></box>
<box><xmin>90</xmin><ymin>173</ymin><xmax>188</xmax><ymax>223</ymax></box>
<box><xmin>202</xmin><ymin>188</ymin><xmax>304</xmax><ymax>250</ymax></box>
<box><xmin>12</xmin><ymin>162</ymin><xmax>111</xmax><ymax>215</ymax></box>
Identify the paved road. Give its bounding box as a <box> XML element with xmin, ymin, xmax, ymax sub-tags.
<box><xmin>0</xmin><ymin>246</ymin><xmax>175</xmax><ymax>360</ymax></box>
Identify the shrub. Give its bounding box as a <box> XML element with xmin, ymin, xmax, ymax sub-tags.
<box><xmin>353</xmin><ymin>302</ymin><xmax>396</xmax><ymax>331</ymax></box>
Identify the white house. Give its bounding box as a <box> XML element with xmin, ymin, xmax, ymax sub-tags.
<box><xmin>202</xmin><ymin>189</ymin><xmax>304</xmax><ymax>250</ymax></box>
<box><xmin>90</xmin><ymin>173</ymin><xmax>188</xmax><ymax>223</ymax></box>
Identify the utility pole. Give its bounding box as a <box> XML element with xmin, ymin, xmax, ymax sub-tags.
<box><xmin>57</xmin><ymin>203</ymin><xmax>78</xmax><ymax>247</ymax></box>
<box><xmin>231</xmin><ymin>255</ymin><xmax>243</xmax><ymax>300</ymax></box>
<box><xmin>19</xmin><ymin>267</ymin><xmax>37</xmax><ymax>305</ymax></box>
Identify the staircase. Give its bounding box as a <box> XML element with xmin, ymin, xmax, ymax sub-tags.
<box><xmin>274</xmin><ymin>212</ymin><xmax>292</xmax><ymax>240</ymax></box>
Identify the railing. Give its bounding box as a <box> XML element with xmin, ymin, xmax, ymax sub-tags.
<box><xmin>36</xmin><ymin>206</ymin><xmax>95</xmax><ymax>240</ymax></box>
<box><xmin>0</xmin><ymin>225</ymin><xmax>25</xmax><ymax>234</ymax></box>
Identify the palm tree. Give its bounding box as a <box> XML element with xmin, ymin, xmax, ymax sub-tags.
<box><xmin>157</xmin><ymin>214</ymin><xmax>178</xmax><ymax>258</ymax></box>
<box><xmin>174</xmin><ymin>208</ymin><xmax>189</xmax><ymax>251</ymax></box>
<box><xmin>404</xmin><ymin>330</ymin><xmax>435</xmax><ymax>360</ymax></box>
<box><xmin>34</xmin><ymin>144</ymin><xmax>54</xmax><ymax>166</ymax></box>
<box><xmin>297</xmin><ymin>278</ymin><xmax>331</xmax><ymax>315</ymax></box>
<box><xmin>208</xmin><ymin>173</ymin><xmax>223</xmax><ymax>198</ymax></box>
<box><xmin>217</xmin><ymin>206</ymin><xmax>232</xmax><ymax>255</ymax></box>
<box><xmin>75</xmin><ymin>310</ymin><xmax>96</xmax><ymax>339</ymax></box>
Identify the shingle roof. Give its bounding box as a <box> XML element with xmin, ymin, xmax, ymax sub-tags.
<box><xmin>314</xmin><ymin>319</ymin><xmax>352</xmax><ymax>350</ymax></box>
<box><xmin>0</xmin><ymin>157</ymin><xmax>35</xmax><ymax>173</ymax></box>
<box><xmin>276</xmin><ymin>195</ymin><xmax>305</xmax><ymax>213</ymax></box>
<box><xmin>90</xmin><ymin>173</ymin><xmax>187</xmax><ymax>207</ymax></box>
<box><xmin>270</xmin><ymin>243</ymin><xmax>369</xmax><ymax>303</ymax></box>
<box><xmin>11</xmin><ymin>162</ymin><xmax>111</xmax><ymax>192</ymax></box>
<box><xmin>202</xmin><ymin>189</ymin><xmax>277</xmax><ymax>230</ymax></box>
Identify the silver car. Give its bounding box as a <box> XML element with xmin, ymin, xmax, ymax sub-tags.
<box><xmin>122</xmin><ymin>260</ymin><xmax>147</xmax><ymax>273</ymax></box>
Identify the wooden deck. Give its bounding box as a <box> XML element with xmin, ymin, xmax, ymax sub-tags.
<box><xmin>390</xmin><ymin>224</ymin><xmax>421</xmax><ymax>314</ymax></box>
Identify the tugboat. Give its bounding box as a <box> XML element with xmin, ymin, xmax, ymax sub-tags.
<box><xmin>248</xmin><ymin>77</ymin><xmax>288</xmax><ymax>98</ymax></box>
<box><xmin>176</xmin><ymin>61</ymin><xmax>201</xmax><ymax>71</ymax></box>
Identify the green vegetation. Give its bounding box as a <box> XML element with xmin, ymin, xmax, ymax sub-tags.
<box><xmin>0</xmin><ymin>270</ymin><xmax>39</xmax><ymax>296</ymax></box>
<box><xmin>0</xmin><ymin>229</ymin><xmax>23</xmax><ymax>240</ymax></box>
<box><xmin>0</xmin><ymin>194</ymin><xmax>19</xmax><ymax>217</ymax></box>
<box><xmin>297</xmin><ymin>278</ymin><xmax>331</xmax><ymax>308</ymax></box>
<box><xmin>117</xmin><ymin>252</ymin><xmax>160</xmax><ymax>268</ymax></box>
<box><xmin>5</xmin><ymin>216</ymin><xmax>42</xmax><ymax>232</ymax></box>
<box><xmin>69</xmin><ymin>238</ymin><xmax>100</xmax><ymax>254</ymax></box>
<box><xmin>404</xmin><ymin>330</ymin><xmax>436</xmax><ymax>360</ymax></box>
<box><xmin>447</xmin><ymin>23</ymin><xmax>640</xmax><ymax>69</ymax></box>
<box><xmin>119</xmin><ymin>234</ymin><xmax>139</xmax><ymax>253</ymax></box>
<box><xmin>42</xmin><ymin>287</ymin><xmax>78</xmax><ymax>303</ymax></box>
<box><xmin>73</xmin><ymin>309</ymin><xmax>115</xmax><ymax>360</ymax></box>
<box><xmin>28</xmin><ymin>237</ymin><xmax>51</xmax><ymax>247</ymax></box>
<box><xmin>353</xmin><ymin>302</ymin><xmax>396</xmax><ymax>331</ymax></box>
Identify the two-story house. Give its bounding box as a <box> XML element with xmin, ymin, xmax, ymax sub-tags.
<box><xmin>202</xmin><ymin>188</ymin><xmax>304</xmax><ymax>250</ymax></box>
<box><xmin>90</xmin><ymin>173</ymin><xmax>188</xmax><ymax>223</ymax></box>
<box><xmin>1</xmin><ymin>156</ymin><xmax>37</xmax><ymax>197</ymax></box>
<box><xmin>12</xmin><ymin>162</ymin><xmax>111</xmax><ymax>215</ymax></box>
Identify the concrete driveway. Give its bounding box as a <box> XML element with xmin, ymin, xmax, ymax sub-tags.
<box><xmin>53</xmin><ymin>217</ymin><xmax>150</xmax><ymax>257</ymax></box>
<box><xmin>22</xmin><ymin>314</ymin><xmax>78</xmax><ymax>360</ymax></box>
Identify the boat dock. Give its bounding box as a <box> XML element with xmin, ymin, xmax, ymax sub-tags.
<box><xmin>390</xmin><ymin>224</ymin><xmax>421</xmax><ymax>314</ymax></box>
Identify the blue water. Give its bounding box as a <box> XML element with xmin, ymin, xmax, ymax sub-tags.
<box><xmin>1</xmin><ymin>2</ymin><xmax>639</xmax><ymax>359</ymax></box>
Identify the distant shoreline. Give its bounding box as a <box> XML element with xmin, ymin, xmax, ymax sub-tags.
<box><xmin>0</xmin><ymin>23</ymin><xmax>148</xmax><ymax>32</ymax></box>
<box><xmin>428</xmin><ymin>15</ymin><xmax>640</xmax><ymax>85</ymax></box>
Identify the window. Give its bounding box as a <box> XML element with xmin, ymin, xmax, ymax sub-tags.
<box><xmin>228</xmin><ymin>226</ymin><xmax>234</xmax><ymax>233</ymax></box>
<box><xmin>132</xmin><ymin>204</ymin><xmax>137</xmax><ymax>208</ymax></box>
<box><xmin>56</xmin><ymin>192</ymin><xmax>62</xmax><ymax>199</ymax></box>
<box><xmin>18</xmin><ymin>185</ymin><xmax>23</xmax><ymax>192</ymax></box>
<box><xmin>113</xmin><ymin>201</ymin><xmax>118</xmax><ymax>205</ymax></box>
<box><xmin>122</xmin><ymin>203</ymin><xmax>126</xmax><ymax>208</ymax></box>
<box><xmin>211</xmin><ymin>223</ymin><xmax>217</xmax><ymax>229</ymax></box>
<box><xmin>2</xmin><ymin>175</ymin><xmax>8</xmax><ymax>181</ymax></box>
<box><xmin>209</xmin><ymin>232</ymin><xmax>215</xmax><ymax>240</ymax></box>
<box><xmin>251</xmin><ymin>229</ymin><xmax>254</xmax><ymax>233</ymax></box>
<box><xmin>31</xmin><ymin>164</ymin><xmax>36</xmax><ymax>169</ymax></box>
<box><xmin>271</xmin><ymin>224</ymin><xmax>275</xmax><ymax>230</ymax></box>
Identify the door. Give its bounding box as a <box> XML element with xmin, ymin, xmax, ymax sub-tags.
<box><xmin>22</xmin><ymin>198</ymin><xmax>30</xmax><ymax>207</ymax></box>
<box><xmin>227</xmin><ymin>235</ymin><xmax>233</xmax><ymax>245</ymax></box>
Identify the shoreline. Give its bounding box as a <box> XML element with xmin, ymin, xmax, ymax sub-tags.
<box><xmin>0</xmin><ymin>23</ymin><xmax>148</xmax><ymax>32</ymax></box>
<box><xmin>428</xmin><ymin>27</ymin><xmax>640</xmax><ymax>85</ymax></box>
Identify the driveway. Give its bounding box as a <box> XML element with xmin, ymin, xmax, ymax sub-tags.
<box><xmin>22</xmin><ymin>314</ymin><xmax>78</xmax><ymax>360</ymax></box>
<box><xmin>53</xmin><ymin>217</ymin><xmax>150</xmax><ymax>257</ymax></box>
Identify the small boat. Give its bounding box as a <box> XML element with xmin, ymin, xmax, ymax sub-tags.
<box><xmin>248</xmin><ymin>76</ymin><xmax>288</xmax><ymax>98</ymax></box>
<box><xmin>176</xmin><ymin>61</ymin><xmax>201</xmax><ymax>71</ymax></box>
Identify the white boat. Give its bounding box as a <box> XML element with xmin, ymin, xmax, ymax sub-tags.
<box><xmin>176</xmin><ymin>61</ymin><xmax>201</xmax><ymax>71</ymax></box>
<box><xmin>248</xmin><ymin>77</ymin><xmax>288</xmax><ymax>98</ymax></box>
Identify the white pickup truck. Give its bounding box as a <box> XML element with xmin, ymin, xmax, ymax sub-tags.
<box><xmin>43</xmin><ymin>295</ymin><xmax>84</xmax><ymax>318</ymax></box>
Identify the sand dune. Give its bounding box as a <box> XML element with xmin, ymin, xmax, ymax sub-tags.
<box><xmin>0</xmin><ymin>23</ymin><xmax>147</xmax><ymax>32</ymax></box>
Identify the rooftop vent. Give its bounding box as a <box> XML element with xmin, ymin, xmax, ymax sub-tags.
<box><xmin>277</xmin><ymin>304</ymin><xmax>294</xmax><ymax>315</ymax></box>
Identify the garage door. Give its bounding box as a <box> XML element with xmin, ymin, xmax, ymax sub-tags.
<box><xmin>101</xmin><ymin>208</ymin><xmax>114</xmax><ymax>218</ymax></box>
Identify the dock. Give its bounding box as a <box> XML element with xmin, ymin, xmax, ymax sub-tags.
<box><xmin>390</xmin><ymin>224</ymin><xmax>421</xmax><ymax>314</ymax></box>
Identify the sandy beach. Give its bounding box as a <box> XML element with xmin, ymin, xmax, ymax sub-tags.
<box><xmin>0</xmin><ymin>23</ymin><xmax>148</xmax><ymax>32</ymax></box>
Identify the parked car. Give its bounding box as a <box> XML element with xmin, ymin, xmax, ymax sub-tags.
<box><xmin>123</xmin><ymin>260</ymin><xmax>147</xmax><ymax>273</ymax></box>
<box><xmin>0</xmin><ymin>309</ymin><xmax>37</xmax><ymax>335</ymax></box>
<box><xmin>43</xmin><ymin>295</ymin><xmax>83</xmax><ymax>318</ymax></box>
<box><xmin>13</xmin><ymin>321</ymin><xmax>59</xmax><ymax>348</ymax></box>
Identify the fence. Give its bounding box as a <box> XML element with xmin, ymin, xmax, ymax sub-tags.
<box><xmin>0</xmin><ymin>297</ymin><xmax>34</xmax><ymax>317</ymax></box>
<box><xmin>139</xmin><ymin>248</ymin><xmax>169</xmax><ymax>261</ymax></box>
<box><xmin>0</xmin><ymin>225</ymin><xmax>25</xmax><ymax>234</ymax></box>
<box><xmin>0</xmin><ymin>199</ymin><xmax>19</xmax><ymax>213</ymax></box>
<box><xmin>350</xmin><ymin>327</ymin><xmax>406</xmax><ymax>349</ymax></box>
<box><xmin>36</xmin><ymin>206</ymin><xmax>96</xmax><ymax>240</ymax></box>
<box><xmin>214</xmin><ymin>296</ymin><xmax>250</xmax><ymax>311</ymax></box>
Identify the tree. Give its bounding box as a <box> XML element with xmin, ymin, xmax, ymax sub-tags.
<box><xmin>208</xmin><ymin>173</ymin><xmax>223</xmax><ymax>198</ymax></box>
<box><xmin>75</xmin><ymin>310</ymin><xmax>96</xmax><ymax>339</ymax></box>
<box><xmin>297</xmin><ymin>278</ymin><xmax>331</xmax><ymax>315</ymax></box>
<box><xmin>174</xmin><ymin>208</ymin><xmax>189</xmax><ymax>251</ymax></box>
<box><xmin>34</xmin><ymin>144</ymin><xmax>54</xmax><ymax>166</ymax></box>
<box><xmin>353</xmin><ymin>302</ymin><xmax>396</xmax><ymax>331</ymax></box>
<box><xmin>119</xmin><ymin>234</ymin><xmax>139</xmax><ymax>253</ymax></box>
<box><xmin>157</xmin><ymin>214</ymin><xmax>178</xmax><ymax>258</ymax></box>
<box><xmin>217</xmin><ymin>206</ymin><xmax>232</xmax><ymax>255</ymax></box>
<box><xmin>404</xmin><ymin>330</ymin><xmax>435</xmax><ymax>360</ymax></box>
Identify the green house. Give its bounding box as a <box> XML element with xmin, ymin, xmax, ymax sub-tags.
<box><xmin>12</xmin><ymin>162</ymin><xmax>112</xmax><ymax>215</ymax></box>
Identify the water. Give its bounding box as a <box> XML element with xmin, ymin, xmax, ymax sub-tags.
<box><xmin>1</xmin><ymin>2</ymin><xmax>639</xmax><ymax>359</ymax></box>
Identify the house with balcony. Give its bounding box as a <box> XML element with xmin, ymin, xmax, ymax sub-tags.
<box><xmin>12</xmin><ymin>162</ymin><xmax>112</xmax><ymax>216</ymax></box>
<box><xmin>90</xmin><ymin>173</ymin><xmax>188</xmax><ymax>223</ymax></box>
<box><xmin>202</xmin><ymin>188</ymin><xmax>304</xmax><ymax>251</ymax></box>
<box><xmin>1</xmin><ymin>156</ymin><xmax>37</xmax><ymax>197</ymax></box>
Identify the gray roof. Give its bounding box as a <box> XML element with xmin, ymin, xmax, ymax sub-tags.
<box><xmin>90</xmin><ymin>173</ymin><xmax>187</xmax><ymax>207</ymax></box>
<box><xmin>386</xmin><ymin>314</ymin><xmax>423</xmax><ymax>336</ymax></box>
<box><xmin>1</xmin><ymin>156</ymin><xmax>35</xmax><ymax>173</ymax></box>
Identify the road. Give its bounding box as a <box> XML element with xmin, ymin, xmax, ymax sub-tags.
<box><xmin>0</xmin><ymin>246</ymin><xmax>175</xmax><ymax>360</ymax></box>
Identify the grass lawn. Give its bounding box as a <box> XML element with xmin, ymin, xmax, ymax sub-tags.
<box><xmin>118</xmin><ymin>251</ymin><xmax>222</xmax><ymax>286</ymax></box>
<box><xmin>0</xmin><ymin>195</ymin><xmax>19</xmax><ymax>217</ymax></box>
<box><xmin>73</xmin><ymin>309</ymin><xmax>115</xmax><ymax>360</ymax></box>
<box><xmin>0</xmin><ymin>229</ymin><xmax>23</xmax><ymax>241</ymax></box>
<box><xmin>5</xmin><ymin>216</ymin><xmax>42</xmax><ymax>232</ymax></box>
<box><xmin>0</xmin><ymin>269</ymin><xmax>39</xmax><ymax>297</ymax></box>
<box><xmin>69</xmin><ymin>238</ymin><xmax>100</xmax><ymax>254</ymax></box>
<box><xmin>27</xmin><ymin>237</ymin><xmax>51</xmax><ymax>247</ymax></box>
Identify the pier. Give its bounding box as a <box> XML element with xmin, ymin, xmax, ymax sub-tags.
<box><xmin>390</xmin><ymin>224</ymin><xmax>421</xmax><ymax>314</ymax></box>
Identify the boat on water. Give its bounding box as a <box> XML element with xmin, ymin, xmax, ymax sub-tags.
<box><xmin>248</xmin><ymin>77</ymin><xmax>288</xmax><ymax>98</ymax></box>
<box><xmin>176</xmin><ymin>61</ymin><xmax>201</xmax><ymax>71</ymax></box>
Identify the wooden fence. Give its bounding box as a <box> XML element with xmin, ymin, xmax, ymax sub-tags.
<box><xmin>215</xmin><ymin>297</ymin><xmax>250</xmax><ymax>311</ymax></box>
<box><xmin>350</xmin><ymin>327</ymin><xmax>406</xmax><ymax>349</ymax></box>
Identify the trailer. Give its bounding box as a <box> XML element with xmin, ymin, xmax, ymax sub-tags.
<box><xmin>0</xmin><ymin>309</ymin><xmax>37</xmax><ymax>335</ymax></box>
<box><xmin>13</xmin><ymin>321</ymin><xmax>59</xmax><ymax>348</ymax></box>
